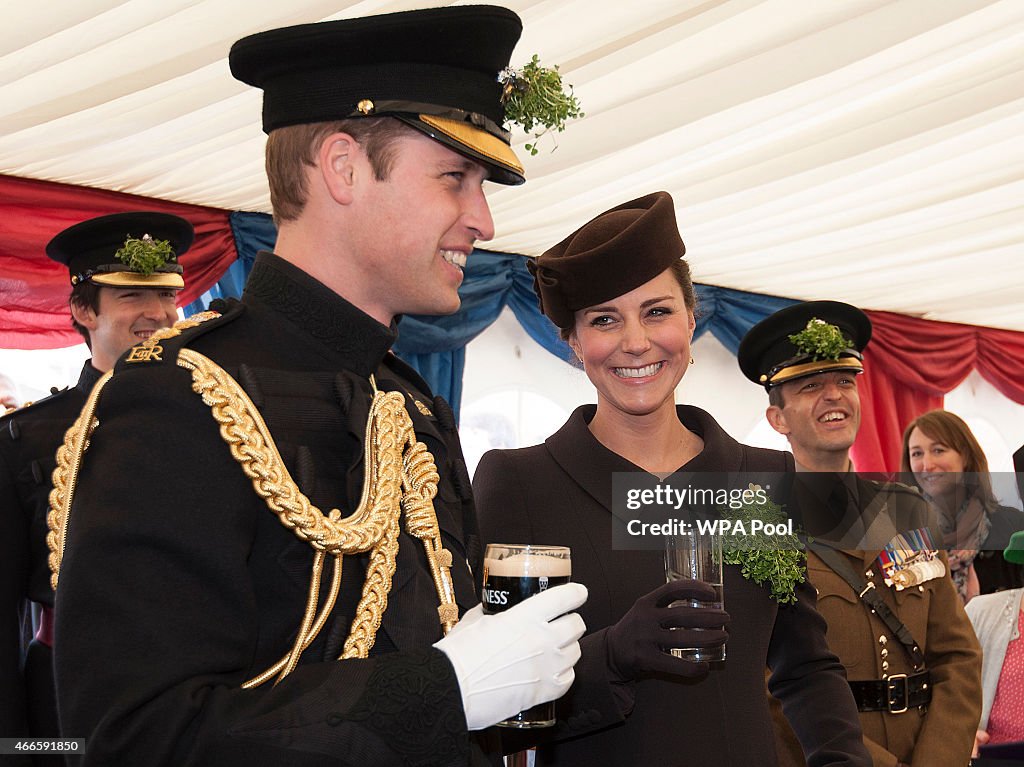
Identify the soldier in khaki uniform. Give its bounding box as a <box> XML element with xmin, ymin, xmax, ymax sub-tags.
<box><xmin>739</xmin><ymin>301</ymin><xmax>982</xmax><ymax>767</ymax></box>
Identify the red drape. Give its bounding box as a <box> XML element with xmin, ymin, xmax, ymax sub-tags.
<box><xmin>3</xmin><ymin>177</ymin><xmax>1024</xmax><ymax>467</ymax></box>
<box><xmin>0</xmin><ymin>174</ymin><xmax>237</xmax><ymax>349</ymax></box>
<box><xmin>852</xmin><ymin>310</ymin><xmax>1024</xmax><ymax>472</ymax></box>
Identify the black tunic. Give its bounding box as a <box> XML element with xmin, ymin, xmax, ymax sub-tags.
<box><xmin>0</xmin><ymin>361</ymin><xmax>101</xmax><ymax>759</ymax></box>
<box><xmin>55</xmin><ymin>253</ymin><xmax>491</xmax><ymax>766</ymax></box>
<box><xmin>474</xmin><ymin>405</ymin><xmax>871</xmax><ymax>766</ymax></box>
<box><xmin>973</xmin><ymin>505</ymin><xmax>1024</xmax><ymax>594</ymax></box>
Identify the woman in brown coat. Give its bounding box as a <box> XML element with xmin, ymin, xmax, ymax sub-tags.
<box><xmin>474</xmin><ymin>192</ymin><xmax>871</xmax><ymax>766</ymax></box>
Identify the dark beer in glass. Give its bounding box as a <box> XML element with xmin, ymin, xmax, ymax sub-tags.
<box><xmin>482</xmin><ymin>544</ymin><xmax>572</xmax><ymax>728</ymax></box>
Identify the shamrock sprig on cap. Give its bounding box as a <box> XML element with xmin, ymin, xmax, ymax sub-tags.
<box><xmin>499</xmin><ymin>55</ymin><xmax>583</xmax><ymax>156</ymax></box>
<box><xmin>788</xmin><ymin>318</ymin><xmax>853</xmax><ymax>361</ymax></box>
<box><xmin>115</xmin><ymin>234</ymin><xmax>175</xmax><ymax>275</ymax></box>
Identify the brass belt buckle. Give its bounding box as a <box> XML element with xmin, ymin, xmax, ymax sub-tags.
<box><xmin>886</xmin><ymin>673</ymin><xmax>909</xmax><ymax>714</ymax></box>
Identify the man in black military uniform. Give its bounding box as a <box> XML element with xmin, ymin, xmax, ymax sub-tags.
<box><xmin>0</xmin><ymin>211</ymin><xmax>191</xmax><ymax>760</ymax></box>
<box><xmin>739</xmin><ymin>301</ymin><xmax>982</xmax><ymax>767</ymax></box>
<box><xmin>52</xmin><ymin>7</ymin><xmax>586</xmax><ymax>766</ymax></box>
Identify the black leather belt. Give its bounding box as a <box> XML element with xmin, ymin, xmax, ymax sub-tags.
<box><xmin>848</xmin><ymin>670</ymin><xmax>931</xmax><ymax>713</ymax></box>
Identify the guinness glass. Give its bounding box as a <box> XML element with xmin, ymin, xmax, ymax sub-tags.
<box><xmin>482</xmin><ymin>544</ymin><xmax>572</xmax><ymax>728</ymax></box>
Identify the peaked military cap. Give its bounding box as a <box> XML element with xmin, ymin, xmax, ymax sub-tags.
<box><xmin>738</xmin><ymin>300</ymin><xmax>872</xmax><ymax>391</ymax></box>
<box><xmin>46</xmin><ymin>212</ymin><xmax>193</xmax><ymax>289</ymax></box>
<box><xmin>229</xmin><ymin>5</ymin><xmax>525</xmax><ymax>185</ymax></box>
<box><xmin>530</xmin><ymin>191</ymin><xmax>687</xmax><ymax>329</ymax></box>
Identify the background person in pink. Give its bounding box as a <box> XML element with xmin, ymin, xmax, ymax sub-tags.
<box><xmin>965</xmin><ymin>531</ymin><xmax>1024</xmax><ymax>757</ymax></box>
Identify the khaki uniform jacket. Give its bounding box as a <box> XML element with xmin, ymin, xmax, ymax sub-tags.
<box><xmin>772</xmin><ymin>478</ymin><xmax>982</xmax><ymax>767</ymax></box>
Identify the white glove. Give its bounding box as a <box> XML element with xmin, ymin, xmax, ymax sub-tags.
<box><xmin>434</xmin><ymin>582</ymin><xmax>587</xmax><ymax>731</ymax></box>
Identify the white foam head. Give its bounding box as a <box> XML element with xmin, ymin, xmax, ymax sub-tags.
<box><xmin>485</xmin><ymin>551</ymin><xmax>571</xmax><ymax>578</ymax></box>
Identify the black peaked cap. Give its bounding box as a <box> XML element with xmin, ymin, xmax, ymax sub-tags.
<box><xmin>229</xmin><ymin>6</ymin><xmax>525</xmax><ymax>184</ymax></box>
<box><xmin>738</xmin><ymin>300</ymin><xmax>872</xmax><ymax>390</ymax></box>
<box><xmin>46</xmin><ymin>211</ymin><xmax>193</xmax><ymax>289</ymax></box>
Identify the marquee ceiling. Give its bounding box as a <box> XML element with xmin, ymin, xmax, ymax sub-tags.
<box><xmin>3</xmin><ymin>0</ymin><xmax>1023</xmax><ymax>329</ymax></box>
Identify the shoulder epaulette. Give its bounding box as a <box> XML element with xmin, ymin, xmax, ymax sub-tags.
<box><xmin>0</xmin><ymin>385</ymin><xmax>73</xmax><ymax>424</ymax></box>
<box><xmin>114</xmin><ymin>300</ymin><xmax>246</xmax><ymax>373</ymax></box>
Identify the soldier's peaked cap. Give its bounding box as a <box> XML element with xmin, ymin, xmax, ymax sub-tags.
<box><xmin>738</xmin><ymin>300</ymin><xmax>872</xmax><ymax>391</ymax></box>
<box><xmin>46</xmin><ymin>211</ymin><xmax>192</xmax><ymax>290</ymax></box>
<box><xmin>229</xmin><ymin>5</ymin><xmax>525</xmax><ymax>185</ymax></box>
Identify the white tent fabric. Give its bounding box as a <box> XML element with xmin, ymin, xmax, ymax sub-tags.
<box><xmin>2</xmin><ymin>0</ymin><xmax>1023</xmax><ymax>330</ymax></box>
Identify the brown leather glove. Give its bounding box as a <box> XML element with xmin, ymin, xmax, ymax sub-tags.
<box><xmin>605</xmin><ymin>580</ymin><xmax>729</xmax><ymax>681</ymax></box>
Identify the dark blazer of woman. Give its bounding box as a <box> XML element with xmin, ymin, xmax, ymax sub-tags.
<box><xmin>475</xmin><ymin>404</ymin><xmax>870</xmax><ymax>767</ymax></box>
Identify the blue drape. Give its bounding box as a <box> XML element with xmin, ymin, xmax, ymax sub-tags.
<box><xmin>185</xmin><ymin>211</ymin><xmax>797</xmax><ymax>420</ymax></box>
<box><xmin>393</xmin><ymin>250</ymin><xmax>572</xmax><ymax>418</ymax></box>
<box><xmin>183</xmin><ymin>211</ymin><xmax>274</xmax><ymax>316</ymax></box>
<box><xmin>693</xmin><ymin>285</ymin><xmax>797</xmax><ymax>354</ymax></box>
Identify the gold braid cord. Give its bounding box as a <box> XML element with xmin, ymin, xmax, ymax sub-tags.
<box><xmin>174</xmin><ymin>349</ymin><xmax>458</xmax><ymax>687</ymax></box>
<box><xmin>46</xmin><ymin>371</ymin><xmax>114</xmax><ymax>591</ymax></box>
<box><xmin>47</xmin><ymin>313</ymin><xmax>220</xmax><ymax>591</ymax></box>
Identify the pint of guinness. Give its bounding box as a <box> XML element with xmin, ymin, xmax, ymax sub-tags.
<box><xmin>482</xmin><ymin>544</ymin><xmax>572</xmax><ymax>728</ymax></box>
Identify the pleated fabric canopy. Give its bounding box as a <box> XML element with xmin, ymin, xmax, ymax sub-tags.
<box><xmin>2</xmin><ymin>0</ymin><xmax>1023</xmax><ymax>330</ymax></box>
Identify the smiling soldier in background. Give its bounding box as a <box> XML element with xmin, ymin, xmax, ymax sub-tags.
<box><xmin>739</xmin><ymin>300</ymin><xmax>982</xmax><ymax>767</ymax></box>
<box><xmin>0</xmin><ymin>211</ymin><xmax>190</xmax><ymax>762</ymax></box>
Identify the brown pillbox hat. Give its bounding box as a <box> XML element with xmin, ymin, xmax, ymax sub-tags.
<box><xmin>529</xmin><ymin>191</ymin><xmax>686</xmax><ymax>329</ymax></box>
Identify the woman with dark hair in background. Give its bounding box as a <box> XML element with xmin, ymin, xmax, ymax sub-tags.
<box><xmin>473</xmin><ymin>192</ymin><xmax>870</xmax><ymax>766</ymax></box>
<box><xmin>901</xmin><ymin>409</ymin><xmax>1024</xmax><ymax>602</ymax></box>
